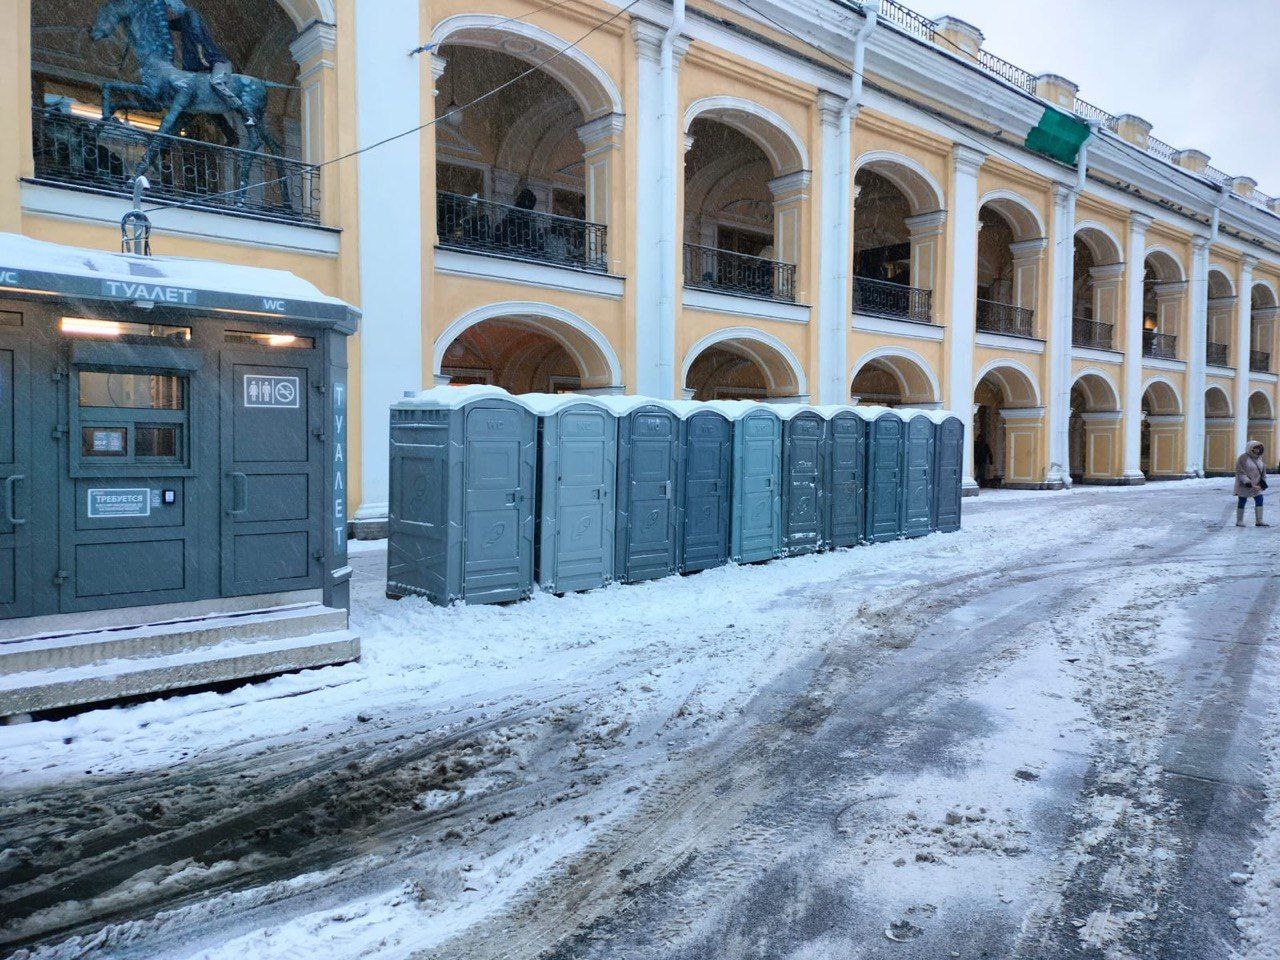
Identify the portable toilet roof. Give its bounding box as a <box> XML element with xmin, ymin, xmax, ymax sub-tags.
<box><xmin>592</xmin><ymin>394</ymin><xmax>691</xmax><ymax>419</ymax></box>
<box><xmin>516</xmin><ymin>392</ymin><xmax>616</xmax><ymax>416</ymax></box>
<box><xmin>394</xmin><ymin>383</ymin><xmax>517</xmax><ymax>409</ymax></box>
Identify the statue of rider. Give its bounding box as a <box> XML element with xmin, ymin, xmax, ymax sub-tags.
<box><xmin>163</xmin><ymin>0</ymin><xmax>255</xmax><ymax>125</ymax></box>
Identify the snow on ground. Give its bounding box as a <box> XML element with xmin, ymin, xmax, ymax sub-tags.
<box><xmin>1</xmin><ymin>478</ymin><xmax>1275</xmax><ymax>960</ymax></box>
<box><xmin>1231</xmin><ymin>597</ymin><xmax>1280</xmax><ymax>960</ymax></box>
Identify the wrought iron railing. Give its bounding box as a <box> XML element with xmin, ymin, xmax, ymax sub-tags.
<box><xmin>1143</xmin><ymin>332</ymin><xmax>1178</xmax><ymax>360</ymax></box>
<box><xmin>437</xmin><ymin>191</ymin><xmax>608</xmax><ymax>272</ymax></box>
<box><xmin>1251</xmin><ymin>349</ymin><xmax>1272</xmax><ymax>373</ymax></box>
<box><xmin>1206</xmin><ymin>341</ymin><xmax>1231</xmax><ymax>366</ymax></box>
<box><xmin>31</xmin><ymin>107</ymin><xmax>320</xmax><ymax>224</ymax></box>
<box><xmin>683</xmin><ymin>243</ymin><xmax>796</xmax><ymax>302</ymax></box>
<box><xmin>852</xmin><ymin>276</ymin><xmax>933</xmax><ymax>323</ymax></box>
<box><xmin>975</xmin><ymin>298</ymin><xmax>1035</xmax><ymax>337</ymax></box>
<box><xmin>1072</xmin><ymin>316</ymin><xmax>1113</xmax><ymax>350</ymax></box>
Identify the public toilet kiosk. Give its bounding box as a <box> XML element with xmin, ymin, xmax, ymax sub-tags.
<box><xmin>0</xmin><ymin>234</ymin><xmax>358</xmax><ymax>717</ymax></box>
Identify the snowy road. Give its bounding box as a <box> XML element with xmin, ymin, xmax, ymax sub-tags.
<box><xmin>2</xmin><ymin>482</ymin><xmax>1279</xmax><ymax>960</ymax></box>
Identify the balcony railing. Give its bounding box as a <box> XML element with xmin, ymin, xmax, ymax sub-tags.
<box><xmin>976</xmin><ymin>298</ymin><xmax>1035</xmax><ymax>338</ymax></box>
<box><xmin>31</xmin><ymin>107</ymin><xmax>320</xmax><ymax>224</ymax></box>
<box><xmin>852</xmin><ymin>276</ymin><xmax>933</xmax><ymax>323</ymax></box>
<box><xmin>1072</xmin><ymin>316</ymin><xmax>1113</xmax><ymax>350</ymax></box>
<box><xmin>1206</xmin><ymin>341</ymin><xmax>1231</xmax><ymax>367</ymax></box>
<box><xmin>1251</xmin><ymin>350</ymin><xmax>1272</xmax><ymax>374</ymax></box>
<box><xmin>437</xmin><ymin>192</ymin><xmax>608</xmax><ymax>272</ymax></box>
<box><xmin>1143</xmin><ymin>331</ymin><xmax>1178</xmax><ymax>360</ymax></box>
<box><xmin>683</xmin><ymin>243</ymin><xmax>796</xmax><ymax>302</ymax></box>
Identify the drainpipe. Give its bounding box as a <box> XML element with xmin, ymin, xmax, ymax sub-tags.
<box><xmin>656</xmin><ymin>0</ymin><xmax>686</xmax><ymax>397</ymax></box>
<box><xmin>834</xmin><ymin>2</ymin><xmax>879</xmax><ymax>384</ymax></box>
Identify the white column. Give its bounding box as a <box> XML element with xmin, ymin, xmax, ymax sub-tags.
<box><xmin>1185</xmin><ymin>236</ymin><xmax>1211</xmax><ymax>476</ymax></box>
<box><xmin>353</xmin><ymin>0</ymin><xmax>422</xmax><ymax>528</ymax></box>
<box><xmin>631</xmin><ymin>20</ymin><xmax>666</xmax><ymax>397</ymax></box>
<box><xmin>1121</xmin><ymin>212</ymin><xmax>1152</xmax><ymax>481</ymax></box>
<box><xmin>1235</xmin><ymin>255</ymin><xmax>1257</xmax><ymax>453</ymax></box>
<box><xmin>948</xmin><ymin>145</ymin><xmax>985</xmax><ymax>491</ymax></box>
<box><xmin>1045</xmin><ymin>184</ymin><xmax>1076</xmax><ymax>488</ymax></box>
<box><xmin>817</xmin><ymin>92</ymin><xmax>850</xmax><ymax>404</ymax></box>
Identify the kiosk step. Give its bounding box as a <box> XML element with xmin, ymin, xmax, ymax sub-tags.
<box><xmin>0</xmin><ymin>602</ymin><xmax>348</xmax><ymax>675</ymax></box>
<box><xmin>0</xmin><ymin>628</ymin><xmax>360</xmax><ymax>717</ymax></box>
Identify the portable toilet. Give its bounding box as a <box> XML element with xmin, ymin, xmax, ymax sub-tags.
<box><xmin>865</xmin><ymin>409</ymin><xmax>906</xmax><ymax>543</ymax></box>
<box><xmin>827</xmin><ymin>409</ymin><xmax>867</xmax><ymax>548</ymax></box>
<box><xmin>611</xmin><ymin>399</ymin><xmax>684</xmax><ymax>584</ymax></box>
<box><xmin>728</xmin><ymin>404</ymin><xmax>783</xmax><ymax>563</ymax></box>
<box><xmin>933</xmin><ymin>413</ymin><xmax>964</xmax><ymax>533</ymax></box>
<box><xmin>780</xmin><ymin>407</ymin><xmax>828</xmax><ymax>555</ymax></box>
<box><xmin>527</xmin><ymin>394</ymin><xmax>617</xmax><ymax>594</ymax></box>
<box><xmin>387</xmin><ymin>386</ymin><xmax>537</xmax><ymax>605</ymax></box>
<box><xmin>902</xmin><ymin>412</ymin><xmax>937</xmax><ymax>539</ymax></box>
<box><xmin>679</xmin><ymin>407</ymin><xmax>733</xmax><ymax>573</ymax></box>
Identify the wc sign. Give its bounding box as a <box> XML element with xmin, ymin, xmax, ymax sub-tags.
<box><xmin>244</xmin><ymin>374</ymin><xmax>300</xmax><ymax>409</ymax></box>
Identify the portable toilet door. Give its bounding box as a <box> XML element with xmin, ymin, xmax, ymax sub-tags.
<box><xmin>536</xmin><ymin>400</ymin><xmax>617</xmax><ymax>593</ymax></box>
<box><xmin>388</xmin><ymin>392</ymin><xmax>537</xmax><ymax>605</ymax></box>
<box><xmin>933</xmin><ymin>415</ymin><xmax>964</xmax><ymax>533</ymax></box>
<box><xmin>615</xmin><ymin>404</ymin><xmax>682</xmax><ymax>583</ymax></box>
<box><xmin>782</xmin><ymin>410</ymin><xmax>827</xmax><ymax>555</ymax></box>
<box><xmin>828</xmin><ymin>410</ymin><xmax>867</xmax><ymax>548</ymax></box>
<box><xmin>866</xmin><ymin>412</ymin><xmax>906</xmax><ymax>543</ymax></box>
<box><xmin>902</xmin><ymin>413</ymin><xmax>937</xmax><ymax>538</ymax></box>
<box><xmin>731</xmin><ymin>407</ymin><xmax>783</xmax><ymax>563</ymax></box>
<box><xmin>680</xmin><ymin>409</ymin><xmax>732</xmax><ymax>573</ymax></box>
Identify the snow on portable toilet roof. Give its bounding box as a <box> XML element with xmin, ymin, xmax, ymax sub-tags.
<box><xmin>590</xmin><ymin>394</ymin><xmax>691</xmax><ymax>418</ymax></box>
<box><xmin>0</xmin><ymin>232</ymin><xmax>359</xmax><ymax>331</ymax></box>
<box><xmin>393</xmin><ymin>384</ymin><xmax>517</xmax><ymax>410</ymax></box>
<box><xmin>517</xmin><ymin>392</ymin><xmax>616</xmax><ymax>416</ymax></box>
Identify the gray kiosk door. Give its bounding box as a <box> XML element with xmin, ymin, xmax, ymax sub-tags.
<box><xmin>222</xmin><ymin>349</ymin><xmax>325</xmax><ymax>597</ymax></box>
<box><xmin>0</xmin><ymin>318</ymin><xmax>30</xmax><ymax>618</ymax></box>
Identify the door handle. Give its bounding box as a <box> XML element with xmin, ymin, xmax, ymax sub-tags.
<box><xmin>659</xmin><ymin>482</ymin><xmax>670</xmax><ymax>498</ymax></box>
<box><xmin>227</xmin><ymin>472</ymin><xmax>249</xmax><ymax>516</ymax></box>
<box><xmin>5</xmin><ymin>475</ymin><xmax>25</xmax><ymax>526</ymax></box>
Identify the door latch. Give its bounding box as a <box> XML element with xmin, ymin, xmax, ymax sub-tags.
<box><xmin>53</xmin><ymin>570</ymin><xmax>69</xmax><ymax>586</ymax></box>
<box><xmin>312</xmin><ymin>549</ymin><xmax>327</xmax><ymax>565</ymax></box>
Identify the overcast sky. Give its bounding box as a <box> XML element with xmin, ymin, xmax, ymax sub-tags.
<box><xmin>929</xmin><ymin>0</ymin><xmax>1280</xmax><ymax>192</ymax></box>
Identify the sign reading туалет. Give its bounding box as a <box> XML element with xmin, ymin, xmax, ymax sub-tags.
<box><xmin>244</xmin><ymin>374</ymin><xmax>300</xmax><ymax>409</ymax></box>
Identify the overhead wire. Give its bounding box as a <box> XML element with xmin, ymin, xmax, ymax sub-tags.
<box><xmin>140</xmin><ymin>0</ymin><xmax>643</xmax><ymax>217</ymax></box>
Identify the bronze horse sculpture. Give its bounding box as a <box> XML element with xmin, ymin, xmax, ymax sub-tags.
<box><xmin>90</xmin><ymin>0</ymin><xmax>294</xmax><ymax>208</ymax></box>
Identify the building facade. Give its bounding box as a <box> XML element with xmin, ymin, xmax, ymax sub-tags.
<box><xmin>4</xmin><ymin>0</ymin><xmax>1279</xmax><ymax>540</ymax></box>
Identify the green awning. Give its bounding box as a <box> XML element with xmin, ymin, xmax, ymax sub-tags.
<box><xmin>1025</xmin><ymin>106</ymin><xmax>1091</xmax><ymax>166</ymax></box>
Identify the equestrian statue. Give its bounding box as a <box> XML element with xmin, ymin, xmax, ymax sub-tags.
<box><xmin>90</xmin><ymin>0</ymin><xmax>294</xmax><ymax>207</ymax></box>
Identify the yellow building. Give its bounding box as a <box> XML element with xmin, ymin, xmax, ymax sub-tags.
<box><xmin>4</xmin><ymin>0</ymin><xmax>1279</xmax><ymax>540</ymax></box>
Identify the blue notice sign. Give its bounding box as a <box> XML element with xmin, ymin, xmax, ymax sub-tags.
<box><xmin>87</xmin><ymin>488</ymin><xmax>152</xmax><ymax>518</ymax></box>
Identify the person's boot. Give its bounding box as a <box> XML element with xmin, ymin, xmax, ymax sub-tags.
<box><xmin>1256</xmin><ymin>505</ymin><xmax>1271</xmax><ymax>527</ymax></box>
<box><xmin>1236</xmin><ymin>507</ymin><xmax>1247</xmax><ymax>527</ymax></box>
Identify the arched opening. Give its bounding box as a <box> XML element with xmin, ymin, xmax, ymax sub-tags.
<box><xmin>682</xmin><ymin>332</ymin><xmax>805</xmax><ymax>401</ymax></box>
<box><xmin>1142</xmin><ymin>251</ymin><xmax>1186</xmax><ymax>361</ymax></box>
<box><xmin>1203</xmin><ymin>384</ymin><xmax>1235</xmax><ymax>475</ymax></box>
<box><xmin>849</xmin><ymin>351</ymin><xmax>938</xmax><ymax>407</ymax></box>
<box><xmin>1248</xmin><ymin>389</ymin><xmax>1276</xmax><ymax>454</ymax></box>
<box><xmin>1069</xmin><ymin>371</ymin><xmax>1121</xmax><ymax>483</ymax></box>
<box><xmin>436</xmin><ymin>310</ymin><xmax>619</xmax><ymax>394</ymax></box>
<box><xmin>976</xmin><ymin>196</ymin><xmax>1044</xmax><ymax>338</ymax></box>
<box><xmin>433</xmin><ymin>27</ymin><xmax>620</xmax><ymax>273</ymax></box>
<box><xmin>973</xmin><ymin>364</ymin><xmax>1041</xmax><ymax>489</ymax></box>
<box><xmin>1140</xmin><ymin>379</ymin><xmax>1183</xmax><ymax>478</ymax></box>
<box><xmin>852</xmin><ymin>156</ymin><xmax>944</xmax><ymax>323</ymax></box>
<box><xmin>1206</xmin><ymin>269</ymin><xmax>1236</xmax><ymax>366</ymax></box>
<box><xmin>682</xmin><ymin>101</ymin><xmax>807</xmax><ymax>303</ymax></box>
<box><xmin>1072</xmin><ymin>226</ymin><xmax>1124</xmax><ymax>349</ymax></box>
<box><xmin>31</xmin><ymin>0</ymin><xmax>317</xmax><ymax>220</ymax></box>
<box><xmin>1250</xmin><ymin>284</ymin><xmax>1278</xmax><ymax>374</ymax></box>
